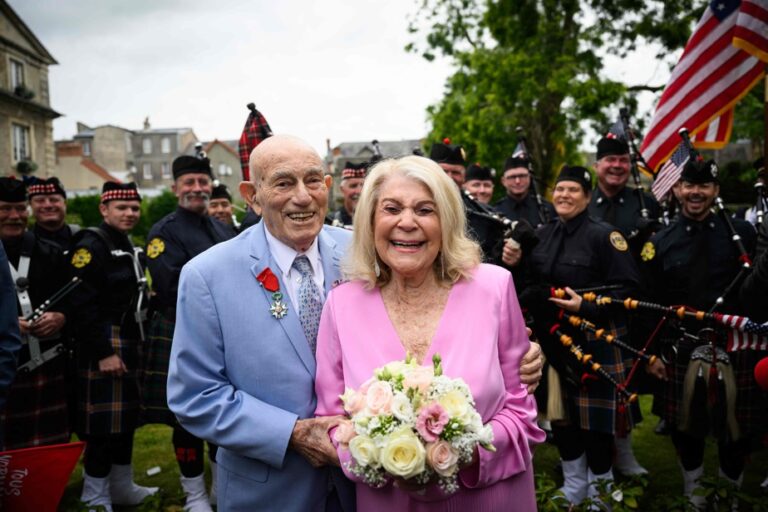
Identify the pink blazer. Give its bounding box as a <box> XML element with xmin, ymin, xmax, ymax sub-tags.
<box><xmin>315</xmin><ymin>264</ymin><xmax>544</xmax><ymax>511</ymax></box>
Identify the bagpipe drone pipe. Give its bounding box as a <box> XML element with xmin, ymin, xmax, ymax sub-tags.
<box><xmin>550</xmin><ymin>287</ymin><xmax>768</xmax><ymax>440</ymax></box>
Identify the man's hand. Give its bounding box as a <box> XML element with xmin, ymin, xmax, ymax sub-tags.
<box><xmin>520</xmin><ymin>331</ymin><xmax>544</xmax><ymax>394</ymax></box>
<box><xmin>98</xmin><ymin>354</ymin><xmax>127</xmax><ymax>376</ymax></box>
<box><xmin>29</xmin><ymin>312</ymin><xmax>66</xmax><ymax>338</ymax></box>
<box><xmin>645</xmin><ymin>358</ymin><xmax>668</xmax><ymax>381</ymax></box>
<box><xmin>290</xmin><ymin>416</ymin><xmax>344</xmax><ymax>468</ymax></box>
<box><xmin>502</xmin><ymin>239</ymin><xmax>522</xmax><ymax>267</ymax></box>
<box><xmin>548</xmin><ymin>286</ymin><xmax>582</xmax><ymax>312</ymax></box>
<box><xmin>18</xmin><ymin>317</ymin><xmax>29</xmax><ymax>335</ymax></box>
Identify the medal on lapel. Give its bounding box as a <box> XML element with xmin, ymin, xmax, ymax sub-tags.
<box><xmin>257</xmin><ymin>268</ymin><xmax>288</xmax><ymax>319</ymax></box>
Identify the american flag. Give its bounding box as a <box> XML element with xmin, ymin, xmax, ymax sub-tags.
<box><xmin>640</xmin><ymin>0</ymin><xmax>768</xmax><ymax>173</ymax></box>
<box><xmin>238</xmin><ymin>103</ymin><xmax>273</xmax><ymax>181</ymax></box>
<box><xmin>651</xmin><ymin>142</ymin><xmax>691</xmax><ymax>200</ymax></box>
<box><xmin>713</xmin><ymin>313</ymin><xmax>768</xmax><ymax>351</ymax></box>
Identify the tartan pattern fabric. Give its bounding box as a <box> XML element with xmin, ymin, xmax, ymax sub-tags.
<box><xmin>1</xmin><ymin>346</ymin><xmax>70</xmax><ymax>450</ymax></box>
<box><xmin>238</xmin><ymin>104</ymin><xmax>273</xmax><ymax>181</ymax></box>
<box><xmin>140</xmin><ymin>311</ymin><xmax>178</xmax><ymax>425</ymax></box>
<box><xmin>292</xmin><ymin>255</ymin><xmax>322</xmax><ymax>355</ymax></box>
<box><xmin>660</xmin><ymin>329</ymin><xmax>768</xmax><ymax>437</ymax></box>
<box><xmin>77</xmin><ymin>325</ymin><xmax>140</xmax><ymax>435</ymax></box>
<box><xmin>560</xmin><ymin>321</ymin><xmax>639</xmax><ymax>435</ymax></box>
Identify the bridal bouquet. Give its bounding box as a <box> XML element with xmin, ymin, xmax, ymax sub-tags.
<box><xmin>335</xmin><ymin>354</ymin><xmax>495</xmax><ymax>494</ymax></box>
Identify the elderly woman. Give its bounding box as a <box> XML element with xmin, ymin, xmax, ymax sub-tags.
<box><xmin>314</xmin><ymin>155</ymin><xmax>544</xmax><ymax>510</ymax></box>
<box><xmin>525</xmin><ymin>165</ymin><xmax>641</xmax><ymax>506</ymax></box>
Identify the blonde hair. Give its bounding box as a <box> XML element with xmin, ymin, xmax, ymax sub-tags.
<box><xmin>344</xmin><ymin>155</ymin><xmax>481</xmax><ymax>287</ymax></box>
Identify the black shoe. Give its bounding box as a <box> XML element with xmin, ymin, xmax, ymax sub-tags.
<box><xmin>654</xmin><ymin>418</ymin><xmax>670</xmax><ymax>435</ymax></box>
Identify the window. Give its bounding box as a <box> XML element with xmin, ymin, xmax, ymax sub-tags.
<box><xmin>142</xmin><ymin>138</ymin><xmax>152</xmax><ymax>154</ymax></box>
<box><xmin>12</xmin><ymin>123</ymin><xmax>31</xmax><ymax>162</ymax></box>
<box><xmin>10</xmin><ymin>59</ymin><xmax>24</xmax><ymax>88</ymax></box>
<box><xmin>82</xmin><ymin>141</ymin><xmax>92</xmax><ymax>156</ymax></box>
<box><xmin>125</xmin><ymin>135</ymin><xmax>132</xmax><ymax>153</ymax></box>
<box><xmin>161</xmin><ymin>162</ymin><xmax>171</xmax><ymax>178</ymax></box>
<box><xmin>218</xmin><ymin>163</ymin><xmax>227</xmax><ymax>176</ymax></box>
<box><xmin>142</xmin><ymin>163</ymin><xmax>152</xmax><ymax>179</ymax></box>
<box><xmin>161</xmin><ymin>137</ymin><xmax>171</xmax><ymax>154</ymax></box>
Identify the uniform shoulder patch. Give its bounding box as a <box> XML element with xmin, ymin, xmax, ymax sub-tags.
<box><xmin>609</xmin><ymin>231</ymin><xmax>628</xmax><ymax>252</ymax></box>
<box><xmin>640</xmin><ymin>241</ymin><xmax>655</xmax><ymax>262</ymax></box>
<box><xmin>147</xmin><ymin>237</ymin><xmax>165</xmax><ymax>259</ymax></box>
<box><xmin>71</xmin><ymin>248</ymin><xmax>92</xmax><ymax>268</ymax></box>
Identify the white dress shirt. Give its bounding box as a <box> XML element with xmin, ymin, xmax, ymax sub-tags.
<box><xmin>264</xmin><ymin>227</ymin><xmax>325</xmax><ymax>312</ymax></box>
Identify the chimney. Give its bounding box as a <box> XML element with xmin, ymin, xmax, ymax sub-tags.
<box><xmin>143</xmin><ymin>117</ymin><xmax>150</xmax><ymax>130</ymax></box>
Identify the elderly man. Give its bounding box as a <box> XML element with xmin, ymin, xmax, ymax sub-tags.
<box><xmin>26</xmin><ymin>177</ymin><xmax>79</xmax><ymax>252</ymax></box>
<box><xmin>494</xmin><ymin>156</ymin><xmax>554</xmax><ymax>228</ymax></box>
<box><xmin>328</xmin><ymin>161</ymin><xmax>366</xmax><ymax>228</ymax></box>
<box><xmin>167</xmin><ymin>135</ymin><xmax>544</xmax><ymax>511</ymax></box>
<box><xmin>0</xmin><ymin>177</ymin><xmax>70</xmax><ymax>450</ymax></box>
<box><xmin>143</xmin><ymin>155</ymin><xmax>234</xmax><ymax>511</ymax></box>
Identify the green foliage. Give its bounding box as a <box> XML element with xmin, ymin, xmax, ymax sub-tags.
<box><xmin>732</xmin><ymin>86</ymin><xmax>765</xmax><ymax>151</ymax></box>
<box><xmin>408</xmin><ymin>0</ymin><xmax>707</xmax><ymax>189</ymax></box>
<box><xmin>66</xmin><ymin>195</ymin><xmax>103</xmax><ymax>228</ymax></box>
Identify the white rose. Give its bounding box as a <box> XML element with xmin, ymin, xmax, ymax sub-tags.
<box><xmin>391</xmin><ymin>392</ymin><xmax>415</xmax><ymax>423</ymax></box>
<box><xmin>349</xmin><ymin>435</ymin><xmax>380</xmax><ymax>468</ymax></box>
<box><xmin>438</xmin><ymin>389</ymin><xmax>470</xmax><ymax>420</ymax></box>
<box><xmin>379</xmin><ymin>428</ymin><xmax>426</xmax><ymax>479</ymax></box>
<box><xmin>477</xmin><ymin>424</ymin><xmax>495</xmax><ymax>451</ymax></box>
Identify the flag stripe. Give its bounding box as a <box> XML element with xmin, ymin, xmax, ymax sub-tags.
<box><xmin>644</xmin><ymin>47</ymin><xmax>750</xmax><ymax>154</ymax></box>
<box><xmin>640</xmin><ymin>0</ymin><xmax>768</xmax><ymax>172</ymax></box>
<box><xmin>644</xmin><ymin>55</ymin><xmax>762</xmax><ymax>169</ymax></box>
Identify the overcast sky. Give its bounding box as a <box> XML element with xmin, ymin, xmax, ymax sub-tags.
<box><xmin>11</xmin><ymin>0</ymin><xmax>670</xmax><ymax>157</ymax></box>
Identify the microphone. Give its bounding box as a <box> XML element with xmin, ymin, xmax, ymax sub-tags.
<box><xmin>755</xmin><ymin>357</ymin><xmax>768</xmax><ymax>391</ymax></box>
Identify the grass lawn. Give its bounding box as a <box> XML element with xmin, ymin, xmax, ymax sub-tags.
<box><xmin>58</xmin><ymin>397</ymin><xmax>768</xmax><ymax>511</ymax></box>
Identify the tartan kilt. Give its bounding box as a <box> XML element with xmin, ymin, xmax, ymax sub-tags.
<box><xmin>560</xmin><ymin>322</ymin><xmax>640</xmax><ymax>435</ymax></box>
<box><xmin>661</xmin><ymin>331</ymin><xmax>768</xmax><ymax>437</ymax></box>
<box><xmin>1</xmin><ymin>340</ymin><xmax>70</xmax><ymax>450</ymax></box>
<box><xmin>140</xmin><ymin>311</ymin><xmax>177</xmax><ymax>425</ymax></box>
<box><xmin>77</xmin><ymin>324</ymin><xmax>141</xmax><ymax>435</ymax></box>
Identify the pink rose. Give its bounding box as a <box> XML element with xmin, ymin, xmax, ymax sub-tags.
<box><xmin>334</xmin><ymin>420</ymin><xmax>357</xmax><ymax>449</ymax></box>
<box><xmin>358</xmin><ymin>378</ymin><xmax>375</xmax><ymax>395</ymax></box>
<box><xmin>416</xmin><ymin>403</ymin><xmax>449</xmax><ymax>442</ymax></box>
<box><xmin>403</xmin><ymin>366</ymin><xmax>434</xmax><ymax>394</ymax></box>
<box><xmin>366</xmin><ymin>381</ymin><xmax>394</xmax><ymax>414</ymax></box>
<box><xmin>345</xmin><ymin>391</ymin><xmax>366</xmax><ymax>415</ymax></box>
<box><xmin>426</xmin><ymin>440</ymin><xmax>460</xmax><ymax>477</ymax></box>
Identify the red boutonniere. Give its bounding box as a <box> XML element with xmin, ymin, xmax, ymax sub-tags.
<box><xmin>257</xmin><ymin>268</ymin><xmax>288</xmax><ymax>319</ymax></box>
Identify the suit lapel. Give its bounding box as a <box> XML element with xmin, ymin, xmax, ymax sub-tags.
<box><xmin>248</xmin><ymin>223</ymin><xmax>316</xmax><ymax>377</ymax></box>
<box><xmin>318</xmin><ymin>228</ymin><xmax>344</xmax><ymax>296</ymax></box>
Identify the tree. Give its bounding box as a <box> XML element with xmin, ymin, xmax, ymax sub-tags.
<box><xmin>407</xmin><ymin>0</ymin><xmax>704</xmax><ymax>191</ymax></box>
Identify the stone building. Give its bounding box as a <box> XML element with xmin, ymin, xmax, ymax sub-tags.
<box><xmin>0</xmin><ymin>0</ymin><xmax>60</xmax><ymax>177</ymax></box>
<box><xmin>133</xmin><ymin>118</ymin><xmax>197</xmax><ymax>189</ymax></box>
<box><xmin>183</xmin><ymin>139</ymin><xmax>241</xmax><ymax>192</ymax></box>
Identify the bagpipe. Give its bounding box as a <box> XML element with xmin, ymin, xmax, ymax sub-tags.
<box><xmin>461</xmin><ymin>189</ymin><xmax>538</xmax><ymax>259</ymax></box>
<box><xmin>618</xmin><ymin>109</ymin><xmax>652</xmax><ymax>222</ymax></box>
<box><xmin>550</xmin><ymin>287</ymin><xmax>768</xmax><ymax>439</ymax></box>
<box><xmin>515</xmin><ymin>127</ymin><xmax>550</xmax><ymax>225</ymax></box>
<box><xmin>17</xmin><ymin>277</ymin><xmax>82</xmax><ymax>373</ymax></box>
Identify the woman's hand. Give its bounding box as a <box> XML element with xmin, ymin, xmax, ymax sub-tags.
<box><xmin>548</xmin><ymin>286</ymin><xmax>582</xmax><ymax>312</ymax></box>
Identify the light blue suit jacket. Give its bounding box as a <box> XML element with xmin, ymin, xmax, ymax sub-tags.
<box><xmin>167</xmin><ymin>222</ymin><xmax>355</xmax><ymax>512</ymax></box>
